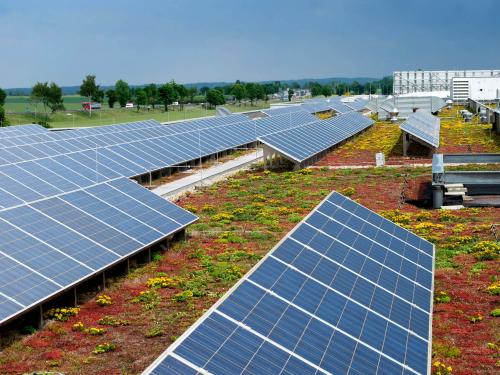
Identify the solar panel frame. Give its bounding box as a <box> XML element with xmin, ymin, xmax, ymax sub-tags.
<box><xmin>143</xmin><ymin>191</ymin><xmax>434</xmax><ymax>375</ymax></box>
<box><xmin>399</xmin><ymin>110</ymin><xmax>440</xmax><ymax>148</ymax></box>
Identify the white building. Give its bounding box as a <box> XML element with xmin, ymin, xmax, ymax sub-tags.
<box><xmin>393</xmin><ymin>69</ymin><xmax>500</xmax><ymax>95</ymax></box>
<box><xmin>451</xmin><ymin>76</ymin><xmax>500</xmax><ymax>102</ymax></box>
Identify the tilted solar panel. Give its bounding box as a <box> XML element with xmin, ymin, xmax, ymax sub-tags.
<box><xmin>0</xmin><ymin>124</ymin><xmax>48</xmax><ymax>141</ymax></box>
<box><xmin>0</xmin><ymin>177</ymin><xmax>198</xmax><ymax>325</ymax></box>
<box><xmin>0</xmin><ymin>112</ymin><xmax>318</xmax><ymax>210</ymax></box>
<box><xmin>343</xmin><ymin>99</ymin><xmax>368</xmax><ymax>111</ymax></box>
<box><xmin>399</xmin><ymin>110</ymin><xmax>440</xmax><ymax>148</ymax></box>
<box><xmin>262</xmin><ymin>106</ymin><xmax>306</xmax><ymax>116</ymax></box>
<box><xmin>258</xmin><ymin>112</ymin><xmax>374</xmax><ymax>163</ymax></box>
<box><xmin>144</xmin><ymin>191</ymin><xmax>434</xmax><ymax>375</ymax></box>
<box><xmin>328</xmin><ymin>101</ymin><xmax>354</xmax><ymax>114</ymax></box>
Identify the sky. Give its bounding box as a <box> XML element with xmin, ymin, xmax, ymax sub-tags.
<box><xmin>1</xmin><ymin>0</ymin><xmax>500</xmax><ymax>88</ymax></box>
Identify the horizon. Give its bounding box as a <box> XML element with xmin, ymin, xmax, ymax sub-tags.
<box><xmin>1</xmin><ymin>0</ymin><xmax>500</xmax><ymax>88</ymax></box>
<box><xmin>3</xmin><ymin>75</ymin><xmax>384</xmax><ymax>91</ymax></box>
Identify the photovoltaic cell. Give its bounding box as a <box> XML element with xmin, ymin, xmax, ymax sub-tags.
<box><xmin>0</xmin><ymin>112</ymin><xmax>317</xmax><ymax>210</ymax></box>
<box><xmin>258</xmin><ymin>112</ymin><xmax>374</xmax><ymax>163</ymax></box>
<box><xmin>0</xmin><ymin>177</ymin><xmax>198</xmax><ymax>325</ymax></box>
<box><xmin>144</xmin><ymin>191</ymin><xmax>434</xmax><ymax>375</ymax></box>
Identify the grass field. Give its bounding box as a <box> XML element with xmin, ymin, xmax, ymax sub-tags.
<box><xmin>4</xmin><ymin>95</ymin><xmax>106</xmax><ymax>112</ymax></box>
<box><xmin>4</xmin><ymin>97</ymin><xmax>270</xmax><ymax>128</ymax></box>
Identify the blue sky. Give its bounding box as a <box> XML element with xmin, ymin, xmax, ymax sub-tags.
<box><xmin>1</xmin><ymin>0</ymin><xmax>499</xmax><ymax>87</ymax></box>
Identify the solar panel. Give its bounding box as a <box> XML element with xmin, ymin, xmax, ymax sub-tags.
<box><xmin>262</xmin><ymin>106</ymin><xmax>307</xmax><ymax>116</ymax></box>
<box><xmin>144</xmin><ymin>191</ymin><xmax>434</xmax><ymax>375</ymax></box>
<box><xmin>300</xmin><ymin>102</ymin><xmax>334</xmax><ymax>114</ymax></box>
<box><xmin>328</xmin><ymin>101</ymin><xmax>354</xmax><ymax>114</ymax></box>
<box><xmin>0</xmin><ymin>112</ymin><xmax>319</xmax><ymax>210</ymax></box>
<box><xmin>258</xmin><ymin>112</ymin><xmax>374</xmax><ymax>163</ymax></box>
<box><xmin>399</xmin><ymin>110</ymin><xmax>440</xmax><ymax>148</ymax></box>
<box><xmin>0</xmin><ymin>124</ymin><xmax>48</xmax><ymax>136</ymax></box>
<box><xmin>343</xmin><ymin>99</ymin><xmax>368</xmax><ymax>111</ymax></box>
<box><xmin>0</xmin><ymin>177</ymin><xmax>198</xmax><ymax>325</ymax></box>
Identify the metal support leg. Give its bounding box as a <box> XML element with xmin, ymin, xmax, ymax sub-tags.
<box><xmin>433</xmin><ymin>186</ymin><xmax>444</xmax><ymax>209</ymax></box>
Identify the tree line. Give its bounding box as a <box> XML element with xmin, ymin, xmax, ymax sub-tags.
<box><xmin>0</xmin><ymin>75</ymin><xmax>393</xmax><ymax>126</ymax></box>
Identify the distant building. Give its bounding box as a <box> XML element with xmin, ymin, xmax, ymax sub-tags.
<box><xmin>451</xmin><ymin>76</ymin><xmax>500</xmax><ymax>102</ymax></box>
<box><xmin>278</xmin><ymin>88</ymin><xmax>311</xmax><ymax>101</ymax></box>
<box><xmin>393</xmin><ymin>69</ymin><xmax>500</xmax><ymax>95</ymax></box>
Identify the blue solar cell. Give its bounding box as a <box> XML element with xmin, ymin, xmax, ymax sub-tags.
<box><xmin>31</xmin><ymin>197</ymin><xmax>143</xmax><ymax>256</ymax></box>
<box><xmin>0</xmin><ymin>294</ymin><xmax>23</xmax><ymax>322</ymax></box>
<box><xmin>150</xmin><ymin>356</ymin><xmax>197</xmax><ymax>375</ymax></box>
<box><xmin>0</xmin><ymin>252</ymin><xmax>60</xmax><ymax>307</ymax></box>
<box><xmin>0</xmin><ymin>206</ymin><xmax>119</xmax><ymax>271</ymax></box>
<box><xmin>0</xmin><ymin>220</ymin><xmax>90</xmax><ymax>286</ymax></box>
<box><xmin>129</xmin><ymin>191</ymin><xmax>434</xmax><ymax>375</ymax></box>
<box><xmin>258</xmin><ymin>112</ymin><xmax>374</xmax><ymax>163</ymax></box>
<box><xmin>60</xmin><ymin>190</ymin><xmax>162</xmax><ymax>245</ymax></box>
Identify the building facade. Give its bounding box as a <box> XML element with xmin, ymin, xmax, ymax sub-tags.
<box><xmin>393</xmin><ymin>70</ymin><xmax>500</xmax><ymax>95</ymax></box>
<box><xmin>451</xmin><ymin>76</ymin><xmax>500</xmax><ymax>102</ymax></box>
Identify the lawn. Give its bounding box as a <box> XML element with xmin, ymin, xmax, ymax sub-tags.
<box><xmin>0</xmin><ymin>166</ymin><xmax>497</xmax><ymax>375</ymax></box>
<box><xmin>4</xmin><ymin>97</ymin><xmax>270</xmax><ymax>128</ymax></box>
<box><xmin>4</xmin><ymin>95</ymin><xmax>98</xmax><ymax>112</ymax></box>
<box><xmin>7</xmin><ymin>107</ymin><xmax>216</xmax><ymax>128</ymax></box>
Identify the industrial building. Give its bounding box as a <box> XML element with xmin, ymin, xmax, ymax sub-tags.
<box><xmin>451</xmin><ymin>76</ymin><xmax>500</xmax><ymax>102</ymax></box>
<box><xmin>393</xmin><ymin>69</ymin><xmax>500</xmax><ymax>96</ymax></box>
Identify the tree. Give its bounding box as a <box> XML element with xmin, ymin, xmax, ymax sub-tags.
<box><xmin>310</xmin><ymin>82</ymin><xmax>323</xmax><ymax>97</ymax></box>
<box><xmin>115</xmin><ymin>79</ymin><xmax>131</xmax><ymax>107</ymax></box>
<box><xmin>231</xmin><ymin>83</ymin><xmax>246</xmax><ymax>102</ymax></box>
<box><xmin>78</xmin><ymin>75</ymin><xmax>102</xmax><ymax>102</ymax></box>
<box><xmin>158</xmin><ymin>82</ymin><xmax>179</xmax><ymax>111</ymax></box>
<box><xmin>245</xmin><ymin>83</ymin><xmax>258</xmax><ymax>104</ymax></box>
<box><xmin>0</xmin><ymin>87</ymin><xmax>6</xmax><ymax>106</ymax></box>
<box><xmin>172</xmin><ymin>81</ymin><xmax>187</xmax><ymax>104</ymax></box>
<box><xmin>93</xmin><ymin>89</ymin><xmax>104</xmax><ymax>103</ymax></box>
<box><xmin>144</xmin><ymin>84</ymin><xmax>158</xmax><ymax>108</ymax></box>
<box><xmin>47</xmin><ymin>82</ymin><xmax>64</xmax><ymax>113</ymax></box>
<box><xmin>200</xmin><ymin>86</ymin><xmax>210</xmax><ymax>95</ymax></box>
<box><xmin>31</xmin><ymin>82</ymin><xmax>50</xmax><ymax>117</ymax></box>
<box><xmin>0</xmin><ymin>106</ymin><xmax>6</xmax><ymax>127</ymax></box>
<box><xmin>255</xmin><ymin>84</ymin><xmax>266</xmax><ymax>101</ymax></box>
<box><xmin>206</xmin><ymin>89</ymin><xmax>225</xmax><ymax>107</ymax></box>
<box><xmin>31</xmin><ymin>81</ymin><xmax>64</xmax><ymax>117</ymax></box>
<box><xmin>350</xmin><ymin>81</ymin><xmax>362</xmax><ymax>95</ymax></box>
<box><xmin>106</xmin><ymin>89</ymin><xmax>117</xmax><ymax>108</ymax></box>
<box><xmin>187</xmin><ymin>87</ymin><xmax>197</xmax><ymax>103</ymax></box>
<box><xmin>135</xmin><ymin>89</ymin><xmax>147</xmax><ymax>111</ymax></box>
<box><xmin>288</xmin><ymin>89</ymin><xmax>295</xmax><ymax>102</ymax></box>
<box><xmin>321</xmin><ymin>85</ymin><xmax>333</xmax><ymax>97</ymax></box>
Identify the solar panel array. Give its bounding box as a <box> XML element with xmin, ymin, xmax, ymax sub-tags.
<box><xmin>144</xmin><ymin>191</ymin><xmax>434</xmax><ymax>375</ymax></box>
<box><xmin>399</xmin><ymin>110</ymin><xmax>440</xmax><ymax>148</ymax></box>
<box><xmin>0</xmin><ymin>177</ymin><xmax>198</xmax><ymax>325</ymax></box>
<box><xmin>0</xmin><ymin>108</ymin><xmax>360</xmax><ymax>326</ymax></box>
<box><xmin>0</xmin><ymin>111</ymin><xmax>323</xmax><ymax>324</ymax></box>
<box><xmin>0</xmin><ymin>112</ymin><xmax>319</xmax><ymax>210</ymax></box>
<box><xmin>263</xmin><ymin>97</ymin><xmax>364</xmax><ymax>117</ymax></box>
<box><xmin>258</xmin><ymin>112</ymin><xmax>374</xmax><ymax>163</ymax></box>
<box><xmin>344</xmin><ymin>99</ymin><xmax>369</xmax><ymax>111</ymax></box>
<box><xmin>0</xmin><ymin>124</ymin><xmax>48</xmax><ymax>140</ymax></box>
<box><xmin>262</xmin><ymin>106</ymin><xmax>307</xmax><ymax>117</ymax></box>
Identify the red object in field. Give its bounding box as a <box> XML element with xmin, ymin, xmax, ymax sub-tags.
<box><xmin>82</xmin><ymin>102</ymin><xmax>101</xmax><ymax>110</ymax></box>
